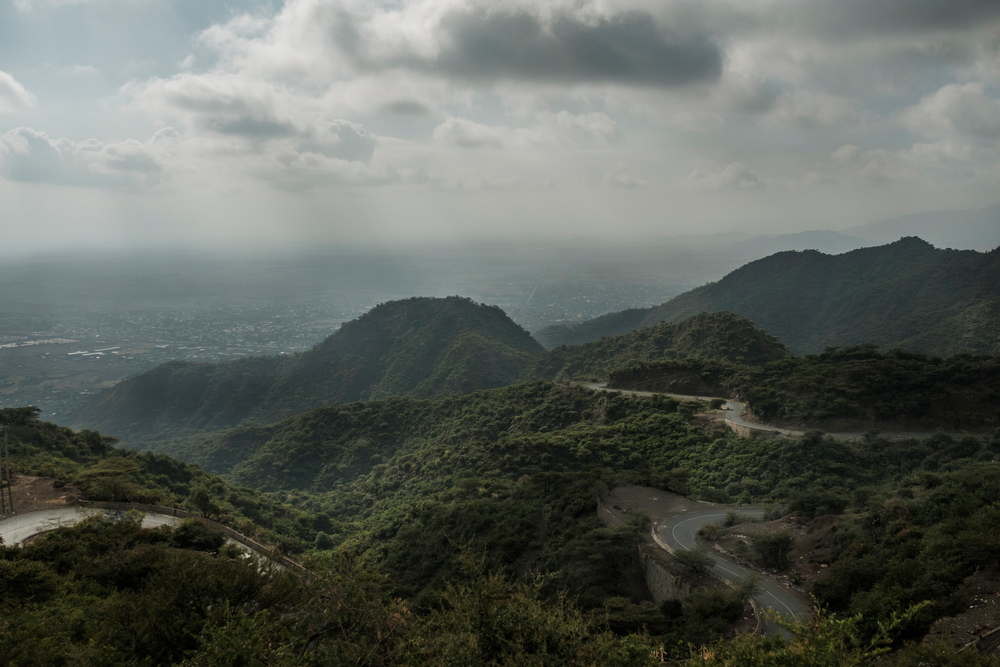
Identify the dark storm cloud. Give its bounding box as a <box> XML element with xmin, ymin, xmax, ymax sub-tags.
<box><xmin>435</xmin><ymin>9</ymin><xmax>722</xmax><ymax>86</ymax></box>
<box><xmin>205</xmin><ymin>116</ymin><xmax>298</xmax><ymax>138</ymax></box>
<box><xmin>339</xmin><ymin>8</ymin><xmax>722</xmax><ymax>87</ymax></box>
<box><xmin>804</xmin><ymin>0</ymin><xmax>1000</xmax><ymax>36</ymax></box>
<box><xmin>384</xmin><ymin>101</ymin><xmax>430</xmax><ymax>116</ymax></box>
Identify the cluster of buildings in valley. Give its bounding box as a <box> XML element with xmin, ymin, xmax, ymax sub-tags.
<box><xmin>0</xmin><ymin>303</ymin><xmax>359</xmax><ymax>423</ymax></box>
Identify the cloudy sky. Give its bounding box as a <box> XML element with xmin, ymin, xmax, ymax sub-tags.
<box><xmin>2</xmin><ymin>0</ymin><xmax>1000</xmax><ymax>255</ymax></box>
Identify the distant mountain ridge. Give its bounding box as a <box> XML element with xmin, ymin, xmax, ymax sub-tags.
<box><xmin>847</xmin><ymin>202</ymin><xmax>1000</xmax><ymax>251</ymax></box>
<box><xmin>78</xmin><ymin>296</ymin><xmax>544</xmax><ymax>437</ymax></box>
<box><xmin>732</xmin><ymin>230</ymin><xmax>869</xmax><ymax>255</ymax></box>
<box><xmin>536</xmin><ymin>238</ymin><xmax>1000</xmax><ymax>355</ymax></box>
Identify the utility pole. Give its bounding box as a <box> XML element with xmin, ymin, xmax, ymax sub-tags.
<box><xmin>0</xmin><ymin>427</ymin><xmax>6</xmax><ymax>516</ymax></box>
<box><xmin>2</xmin><ymin>425</ymin><xmax>11</xmax><ymax>516</ymax></box>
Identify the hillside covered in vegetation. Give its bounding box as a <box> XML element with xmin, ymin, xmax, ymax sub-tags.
<box><xmin>76</xmin><ymin>296</ymin><xmax>544</xmax><ymax>439</ymax></box>
<box><xmin>529</xmin><ymin>311</ymin><xmax>791</xmax><ymax>381</ymax></box>
<box><xmin>6</xmin><ymin>376</ymin><xmax>1000</xmax><ymax>664</ymax></box>
<box><xmin>611</xmin><ymin>346</ymin><xmax>1000</xmax><ymax>432</ymax></box>
<box><xmin>75</xmin><ymin>305</ymin><xmax>791</xmax><ymax>447</ymax></box>
<box><xmin>537</xmin><ymin>238</ymin><xmax>1000</xmax><ymax>355</ymax></box>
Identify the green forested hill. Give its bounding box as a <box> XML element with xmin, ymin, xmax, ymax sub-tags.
<box><xmin>76</xmin><ymin>296</ymin><xmax>544</xmax><ymax>438</ymax></box>
<box><xmin>529</xmin><ymin>311</ymin><xmax>790</xmax><ymax>381</ymax></box>
<box><xmin>89</xmin><ymin>375</ymin><xmax>1000</xmax><ymax>643</ymax></box>
<box><xmin>0</xmin><ymin>406</ymin><xmax>329</xmax><ymax>552</ymax></box>
<box><xmin>610</xmin><ymin>346</ymin><xmax>1000</xmax><ymax>431</ymax></box>
<box><xmin>537</xmin><ymin>238</ymin><xmax>1000</xmax><ymax>355</ymax></box>
<box><xmin>7</xmin><ymin>376</ymin><xmax>1000</xmax><ymax>663</ymax></box>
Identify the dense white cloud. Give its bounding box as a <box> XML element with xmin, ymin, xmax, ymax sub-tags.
<box><xmin>817</xmin><ymin>83</ymin><xmax>1000</xmax><ymax>187</ymax></box>
<box><xmin>433</xmin><ymin>111</ymin><xmax>619</xmax><ymax>150</ymax></box>
<box><xmin>683</xmin><ymin>160</ymin><xmax>763</xmax><ymax>191</ymax></box>
<box><xmin>0</xmin><ymin>127</ymin><xmax>176</xmax><ymax>188</ymax></box>
<box><xmin>900</xmin><ymin>83</ymin><xmax>1000</xmax><ymax>144</ymax></box>
<box><xmin>603</xmin><ymin>164</ymin><xmax>647</xmax><ymax>189</ymax></box>
<box><xmin>0</xmin><ymin>71</ymin><xmax>35</xmax><ymax>114</ymax></box>
<box><xmin>433</xmin><ymin>117</ymin><xmax>505</xmax><ymax>149</ymax></box>
<box><xmin>829</xmin><ymin>138</ymin><xmax>985</xmax><ymax>187</ymax></box>
<box><xmin>123</xmin><ymin>70</ymin><xmax>383</xmax><ymax>190</ymax></box>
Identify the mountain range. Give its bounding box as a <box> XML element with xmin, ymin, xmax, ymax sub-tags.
<box><xmin>75</xmin><ymin>302</ymin><xmax>787</xmax><ymax>442</ymax></box>
<box><xmin>846</xmin><ymin>202</ymin><xmax>1000</xmax><ymax>251</ymax></box>
<box><xmin>536</xmin><ymin>237</ymin><xmax>1000</xmax><ymax>355</ymax></box>
<box><xmin>74</xmin><ymin>236</ymin><xmax>1000</xmax><ymax>443</ymax></box>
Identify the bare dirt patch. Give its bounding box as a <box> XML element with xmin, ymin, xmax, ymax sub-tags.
<box><xmin>706</xmin><ymin>513</ymin><xmax>841</xmax><ymax>594</ymax></box>
<box><xmin>925</xmin><ymin>568</ymin><xmax>1000</xmax><ymax>652</ymax></box>
<box><xmin>2</xmin><ymin>475</ymin><xmax>84</xmax><ymax>516</ymax></box>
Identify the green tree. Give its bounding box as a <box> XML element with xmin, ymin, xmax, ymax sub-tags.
<box><xmin>672</xmin><ymin>548</ymin><xmax>714</xmax><ymax>575</ymax></box>
<box><xmin>752</xmin><ymin>532</ymin><xmax>795</xmax><ymax>570</ymax></box>
<box><xmin>190</xmin><ymin>487</ymin><xmax>220</xmax><ymax>518</ymax></box>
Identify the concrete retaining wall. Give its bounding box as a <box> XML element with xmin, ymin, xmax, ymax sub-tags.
<box><xmin>641</xmin><ymin>549</ymin><xmax>690</xmax><ymax>605</ymax></box>
<box><xmin>597</xmin><ymin>496</ymin><xmax>762</xmax><ymax>633</ymax></box>
<box><xmin>597</xmin><ymin>498</ymin><xmax>690</xmax><ymax>604</ymax></box>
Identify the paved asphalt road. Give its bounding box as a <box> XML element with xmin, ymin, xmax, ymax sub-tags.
<box><xmin>658</xmin><ymin>506</ymin><xmax>812</xmax><ymax>636</ymax></box>
<box><xmin>0</xmin><ymin>508</ymin><xmax>183</xmax><ymax>545</ymax></box>
<box><xmin>584</xmin><ymin>382</ymin><xmax>967</xmax><ymax>441</ymax></box>
<box><xmin>582</xmin><ymin>382</ymin><xmax>717</xmax><ymax>402</ymax></box>
<box><xmin>723</xmin><ymin>400</ymin><xmax>804</xmax><ymax>437</ymax></box>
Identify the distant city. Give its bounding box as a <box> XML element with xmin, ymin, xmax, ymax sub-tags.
<box><xmin>0</xmin><ymin>303</ymin><xmax>353</xmax><ymax>421</ymax></box>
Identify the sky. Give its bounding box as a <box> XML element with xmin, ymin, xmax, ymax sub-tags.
<box><xmin>2</xmin><ymin>0</ymin><xmax>1000</xmax><ymax>255</ymax></box>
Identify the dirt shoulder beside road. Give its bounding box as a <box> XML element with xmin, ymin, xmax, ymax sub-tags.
<box><xmin>1</xmin><ymin>475</ymin><xmax>84</xmax><ymax>517</ymax></box>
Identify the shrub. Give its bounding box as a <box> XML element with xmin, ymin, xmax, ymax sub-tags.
<box><xmin>751</xmin><ymin>532</ymin><xmax>795</xmax><ymax>570</ymax></box>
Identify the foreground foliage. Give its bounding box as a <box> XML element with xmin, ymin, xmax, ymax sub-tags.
<box><xmin>0</xmin><ymin>519</ymin><xmax>658</xmax><ymax>667</ymax></box>
<box><xmin>689</xmin><ymin>604</ymin><xmax>1000</xmax><ymax>667</ymax></box>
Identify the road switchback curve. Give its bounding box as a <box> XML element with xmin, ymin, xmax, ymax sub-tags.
<box><xmin>657</xmin><ymin>506</ymin><xmax>811</xmax><ymax>636</ymax></box>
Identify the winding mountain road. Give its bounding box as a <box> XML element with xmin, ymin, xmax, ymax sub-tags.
<box><xmin>603</xmin><ymin>486</ymin><xmax>812</xmax><ymax>637</ymax></box>
<box><xmin>657</xmin><ymin>505</ymin><xmax>810</xmax><ymax>636</ymax></box>
<box><xmin>0</xmin><ymin>507</ymin><xmax>182</xmax><ymax>546</ymax></box>
<box><xmin>582</xmin><ymin>382</ymin><xmax>802</xmax><ymax>437</ymax></box>
<box><xmin>1</xmin><ymin>504</ymin><xmax>311</xmax><ymax>579</ymax></box>
<box><xmin>584</xmin><ymin>382</ymin><xmax>970</xmax><ymax>441</ymax></box>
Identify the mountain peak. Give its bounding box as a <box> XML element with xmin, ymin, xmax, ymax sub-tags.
<box><xmin>78</xmin><ymin>297</ymin><xmax>543</xmax><ymax>438</ymax></box>
<box><xmin>891</xmin><ymin>236</ymin><xmax>935</xmax><ymax>248</ymax></box>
